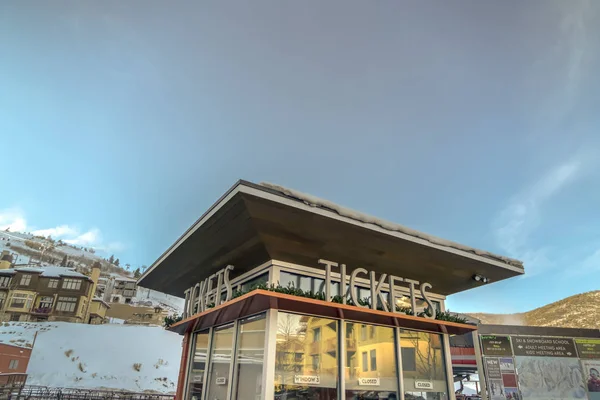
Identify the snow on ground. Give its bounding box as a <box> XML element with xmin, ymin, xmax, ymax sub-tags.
<box><xmin>2</xmin><ymin>322</ymin><xmax>182</xmax><ymax>393</ymax></box>
<box><xmin>134</xmin><ymin>287</ymin><xmax>184</xmax><ymax>315</ymax></box>
<box><xmin>0</xmin><ymin>321</ymin><xmax>46</xmax><ymax>348</ymax></box>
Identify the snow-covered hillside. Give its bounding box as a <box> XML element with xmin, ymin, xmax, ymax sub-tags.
<box><xmin>0</xmin><ymin>230</ymin><xmax>125</xmax><ymax>275</ymax></box>
<box><xmin>134</xmin><ymin>287</ymin><xmax>184</xmax><ymax>315</ymax></box>
<box><xmin>1</xmin><ymin>322</ymin><xmax>182</xmax><ymax>393</ymax></box>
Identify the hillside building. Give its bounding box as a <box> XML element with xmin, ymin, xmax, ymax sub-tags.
<box><xmin>139</xmin><ymin>180</ymin><xmax>527</xmax><ymax>400</ymax></box>
<box><xmin>96</xmin><ymin>274</ymin><xmax>137</xmax><ymax>304</ymax></box>
<box><xmin>0</xmin><ymin>259</ymin><xmax>101</xmax><ymax>324</ymax></box>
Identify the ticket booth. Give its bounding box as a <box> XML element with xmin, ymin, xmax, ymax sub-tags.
<box><xmin>139</xmin><ymin>181</ymin><xmax>524</xmax><ymax>400</ymax></box>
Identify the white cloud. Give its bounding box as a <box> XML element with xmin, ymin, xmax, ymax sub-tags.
<box><xmin>32</xmin><ymin>225</ymin><xmax>78</xmax><ymax>238</ymax></box>
<box><xmin>494</xmin><ymin>158</ymin><xmax>583</xmax><ymax>276</ymax></box>
<box><xmin>0</xmin><ymin>208</ymin><xmax>28</xmax><ymax>232</ymax></box>
<box><xmin>0</xmin><ymin>208</ymin><xmax>125</xmax><ymax>254</ymax></box>
<box><xmin>64</xmin><ymin>229</ymin><xmax>101</xmax><ymax>246</ymax></box>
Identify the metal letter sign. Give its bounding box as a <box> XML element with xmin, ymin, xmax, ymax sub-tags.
<box><xmin>182</xmin><ymin>258</ymin><xmax>439</xmax><ymax>319</ymax></box>
<box><xmin>510</xmin><ymin>336</ymin><xmax>577</xmax><ymax>357</ymax></box>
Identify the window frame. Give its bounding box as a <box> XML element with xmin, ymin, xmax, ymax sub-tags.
<box><xmin>48</xmin><ymin>279</ymin><xmax>59</xmax><ymax>288</ymax></box>
<box><xmin>370</xmin><ymin>349</ymin><xmax>377</xmax><ymax>371</ymax></box>
<box><xmin>362</xmin><ymin>351</ymin><xmax>368</xmax><ymax>372</ymax></box>
<box><xmin>39</xmin><ymin>296</ymin><xmax>53</xmax><ymax>309</ymax></box>
<box><xmin>55</xmin><ymin>296</ymin><xmax>78</xmax><ymax>312</ymax></box>
<box><xmin>62</xmin><ymin>278</ymin><xmax>82</xmax><ymax>290</ymax></box>
<box><xmin>19</xmin><ymin>274</ymin><xmax>32</xmax><ymax>286</ymax></box>
<box><xmin>9</xmin><ymin>293</ymin><xmax>33</xmax><ymax>309</ymax></box>
<box><xmin>8</xmin><ymin>359</ymin><xmax>19</xmax><ymax>370</ymax></box>
<box><xmin>0</xmin><ymin>276</ymin><xmax>11</xmax><ymax>287</ymax></box>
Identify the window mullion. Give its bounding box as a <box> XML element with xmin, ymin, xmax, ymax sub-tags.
<box><xmin>395</xmin><ymin>327</ymin><xmax>405</xmax><ymax>400</ymax></box>
<box><xmin>338</xmin><ymin>320</ymin><xmax>345</xmax><ymax>400</ymax></box>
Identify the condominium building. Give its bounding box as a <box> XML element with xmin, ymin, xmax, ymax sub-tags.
<box><xmin>0</xmin><ymin>259</ymin><xmax>104</xmax><ymax>324</ymax></box>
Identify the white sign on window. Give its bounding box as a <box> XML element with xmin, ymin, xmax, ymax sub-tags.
<box><xmin>358</xmin><ymin>377</ymin><xmax>380</xmax><ymax>386</ymax></box>
<box><xmin>294</xmin><ymin>375</ymin><xmax>320</xmax><ymax>384</ymax></box>
<box><xmin>415</xmin><ymin>380</ymin><xmax>433</xmax><ymax>390</ymax></box>
<box><xmin>216</xmin><ymin>377</ymin><xmax>227</xmax><ymax>385</ymax></box>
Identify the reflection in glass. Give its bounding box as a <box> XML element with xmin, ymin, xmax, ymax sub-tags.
<box><xmin>345</xmin><ymin>322</ymin><xmax>398</xmax><ymax>399</ymax></box>
<box><xmin>234</xmin><ymin>314</ymin><xmax>266</xmax><ymax>400</ymax></box>
<box><xmin>274</xmin><ymin>312</ymin><xmax>338</xmax><ymax>399</ymax></box>
<box><xmin>400</xmin><ymin>330</ymin><xmax>448</xmax><ymax>400</ymax></box>
<box><xmin>206</xmin><ymin>324</ymin><xmax>235</xmax><ymax>400</ymax></box>
<box><xmin>279</xmin><ymin>271</ymin><xmax>340</xmax><ymax>297</ymax></box>
<box><xmin>241</xmin><ymin>273</ymin><xmax>269</xmax><ymax>292</ymax></box>
<box><xmin>187</xmin><ymin>331</ymin><xmax>209</xmax><ymax>400</ymax></box>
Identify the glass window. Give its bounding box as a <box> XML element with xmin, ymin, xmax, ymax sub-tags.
<box><xmin>0</xmin><ymin>276</ymin><xmax>11</xmax><ymax>287</ymax></box>
<box><xmin>56</xmin><ymin>296</ymin><xmax>78</xmax><ymax>312</ymax></box>
<box><xmin>275</xmin><ymin>312</ymin><xmax>338</xmax><ymax>400</ymax></box>
<box><xmin>401</xmin><ymin>347</ymin><xmax>416</xmax><ymax>372</ymax></box>
<box><xmin>400</xmin><ymin>330</ymin><xmax>448</xmax><ymax>400</ymax></box>
<box><xmin>187</xmin><ymin>330</ymin><xmax>209</xmax><ymax>400</ymax></box>
<box><xmin>205</xmin><ymin>324</ymin><xmax>235</xmax><ymax>400</ymax></box>
<box><xmin>48</xmin><ymin>279</ymin><xmax>59</xmax><ymax>288</ymax></box>
<box><xmin>39</xmin><ymin>296</ymin><xmax>53</xmax><ymax>309</ymax></box>
<box><xmin>10</xmin><ymin>293</ymin><xmax>33</xmax><ymax>309</ymax></box>
<box><xmin>279</xmin><ymin>271</ymin><xmax>340</xmax><ymax>297</ymax></box>
<box><xmin>62</xmin><ymin>279</ymin><xmax>82</xmax><ymax>290</ymax></box>
<box><xmin>395</xmin><ymin>295</ymin><xmax>441</xmax><ymax>315</ymax></box>
<box><xmin>0</xmin><ymin>291</ymin><xmax>6</xmax><ymax>308</ymax></box>
<box><xmin>313</xmin><ymin>327</ymin><xmax>321</xmax><ymax>342</ymax></box>
<box><xmin>241</xmin><ymin>273</ymin><xmax>269</xmax><ymax>292</ymax></box>
<box><xmin>8</xmin><ymin>359</ymin><xmax>19</xmax><ymax>370</ymax></box>
<box><xmin>20</xmin><ymin>274</ymin><xmax>31</xmax><ymax>286</ymax></box>
<box><xmin>233</xmin><ymin>314</ymin><xmax>266</xmax><ymax>400</ymax></box>
<box><xmin>346</xmin><ymin>322</ymin><xmax>399</xmax><ymax>399</ymax></box>
<box><xmin>370</xmin><ymin>349</ymin><xmax>377</xmax><ymax>371</ymax></box>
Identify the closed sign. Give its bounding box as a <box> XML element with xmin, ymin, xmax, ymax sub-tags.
<box><xmin>294</xmin><ymin>375</ymin><xmax>320</xmax><ymax>384</ymax></box>
<box><xmin>358</xmin><ymin>378</ymin><xmax>380</xmax><ymax>386</ymax></box>
<box><xmin>415</xmin><ymin>380</ymin><xmax>433</xmax><ymax>390</ymax></box>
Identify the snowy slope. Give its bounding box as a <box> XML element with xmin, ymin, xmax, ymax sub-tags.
<box><xmin>0</xmin><ymin>321</ymin><xmax>42</xmax><ymax>348</ymax></box>
<box><xmin>134</xmin><ymin>287</ymin><xmax>184</xmax><ymax>315</ymax></box>
<box><xmin>0</xmin><ymin>230</ymin><xmax>114</xmax><ymax>269</ymax></box>
<box><xmin>1</xmin><ymin>322</ymin><xmax>182</xmax><ymax>393</ymax></box>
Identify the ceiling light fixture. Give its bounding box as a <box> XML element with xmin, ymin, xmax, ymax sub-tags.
<box><xmin>473</xmin><ymin>274</ymin><xmax>490</xmax><ymax>284</ymax></box>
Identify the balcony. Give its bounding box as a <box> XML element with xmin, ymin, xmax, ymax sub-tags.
<box><xmin>31</xmin><ymin>307</ymin><xmax>52</xmax><ymax>315</ymax></box>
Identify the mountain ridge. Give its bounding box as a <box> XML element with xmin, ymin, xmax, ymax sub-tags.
<box><xmin>468</xmin><ymin>290</ymin><xmax>600</xmax><ymax>329</ymax></box>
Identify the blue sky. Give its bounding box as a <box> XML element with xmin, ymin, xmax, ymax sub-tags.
<box><xmin>1</xmin><ymin>1</ymin><xmax>599</xmax><ymax>313</ymax></box>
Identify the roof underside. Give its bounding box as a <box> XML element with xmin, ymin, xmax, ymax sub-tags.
<box><xmin>139</xmin><ymin>181</ymin><xmax>524</xmax><ymax>297</ymax></box>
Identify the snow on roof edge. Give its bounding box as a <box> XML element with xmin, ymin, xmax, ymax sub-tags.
<box><xmin>260</xmin><ymin>182</ymin><xmax>524</xmax><ymax>269</ymax></box>
<box><xmin>14</xmin><ymin>266</ymin><xmax>91</xmax><ymax>279</ymax></box>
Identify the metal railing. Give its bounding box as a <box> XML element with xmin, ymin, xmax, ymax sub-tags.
<box><xmin>5</xmin><ymin>386</ymin><xmax>174</xmax><ymax>400</ymax></box>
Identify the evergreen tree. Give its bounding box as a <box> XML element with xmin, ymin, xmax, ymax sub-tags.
<box><xmin>114</xmin><ymin>258</ymin><xmax>120</xmax><ymax>267</ymax></box>
<box><xmin>60</xmin><ymin>255</ymin><xmax>68</xmax><ymax>267</ymax></box>
<box><xmin>108</xmin><ymin>255</ymin><xmax>115</xmax><ymax>264</ymax></box>
<box><xmin>133</xmin><ymin>268</ymin><xmax>141</xmax><ymax>279</ymax></box>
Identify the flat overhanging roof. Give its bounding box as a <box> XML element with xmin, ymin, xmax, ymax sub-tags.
<box><xmin>139</xmin><ymin>180</ymin><xmax>524</xmax><ymax>297</ymax></box>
